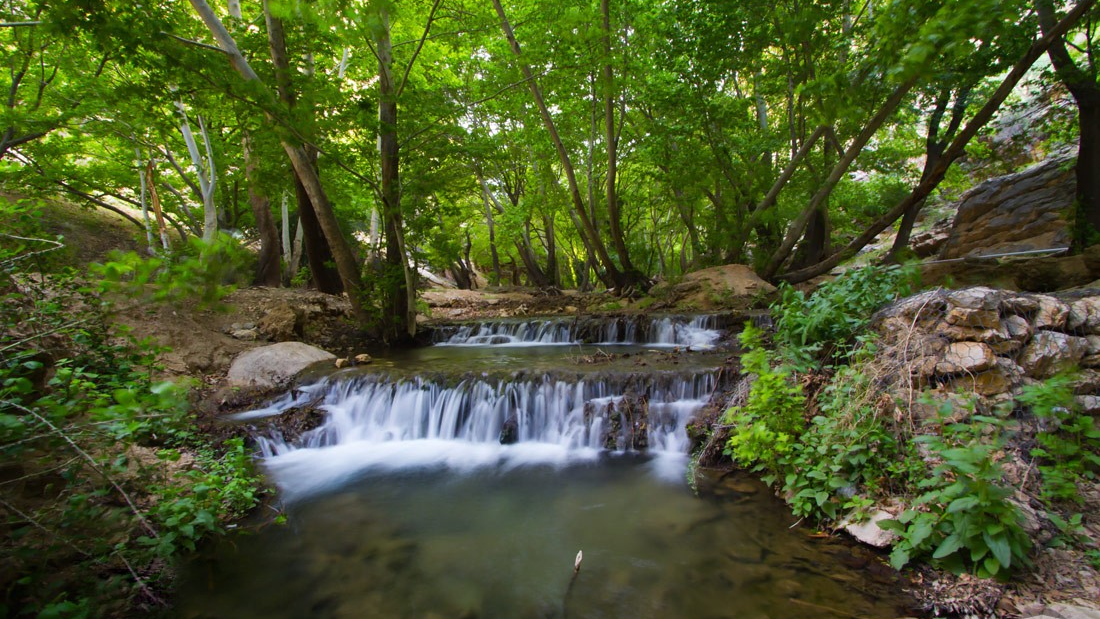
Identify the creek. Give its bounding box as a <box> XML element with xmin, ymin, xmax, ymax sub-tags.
<box><xmin>175</xmin><ymin>314</ymin><xmax>915</xmax><ymax>619</ymax></box>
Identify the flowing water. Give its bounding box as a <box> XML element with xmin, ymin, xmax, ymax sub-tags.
<box><xmin>176</xmin><ymin>315</ymin><xmax>915</xmax><ymax>619</ymax></box>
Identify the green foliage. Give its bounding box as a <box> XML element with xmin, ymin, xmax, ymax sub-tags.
<box><xmin>0</xmin><ymin>248</ymin><xmax>264</xmax><ymax>615</ymax></box>
<box><xmin>772</xmin><ymin>264</ymin><xmax>917</xmax><ymax>368</ymax></box>
<box><xmin>880</xmin><ymin>405</ymin><xmax>1030</xmax><ymax>578</ymax></box>
<box><xmin>722</xmin><ymin>323</ymin><xmax>805</xmax><ymax>474</ymax></box>
<box><xmin>1016</xmin><ymin>375</ymin><xmax>1100</xmax><ymax>503</ymax></box>
<box><xmin>91</xmin><ymin>234</ymin><xmax>250</xmax><ymax>311</ymax></box>
<box><xmin>780</xmin><ymin>356</ymin><xmax>918</xmax><ymax>520</ymax></box>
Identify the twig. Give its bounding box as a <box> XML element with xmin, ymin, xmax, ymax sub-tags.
<box><xmin>1</xmin><ymin>399</ymin><xmax>159</xmax><ymax>539</ymax></box>
<box><xmin>113</xmin><ymin>549</ymin><xmax>166</xmax><ymax>606</ymax></box>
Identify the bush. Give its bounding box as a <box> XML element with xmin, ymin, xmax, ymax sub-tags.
<box><xmin>1016</xmin><ymin>374</ymin><xmax>1100</xmax><ymax>504</ymax></box>
<box><xmin>772</xmin><ymin>263</ymin><xmax>917</xmax><ymax>368</ymax></box>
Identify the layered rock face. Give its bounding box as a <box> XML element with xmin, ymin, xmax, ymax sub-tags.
<box><xmin>873</xmin><ymin>286</ymin><xmax>1100</xmax><ymax>409</ymax></box>
<box><xmin>933</xmin><ymin>156</ymin><xmax>1075</xmax><ymax>260</ymax></box>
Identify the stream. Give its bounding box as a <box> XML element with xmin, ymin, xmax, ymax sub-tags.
<box><xmin>175</xmin><ymin>314</ymin><xmax>916</xmax><ymax>619</ymax></box>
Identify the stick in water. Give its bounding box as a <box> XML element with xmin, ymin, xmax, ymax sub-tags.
<box><xmin>563</xmin><ymin>549</ymin><xmax>583</xmax><ymax>619</ymax></box>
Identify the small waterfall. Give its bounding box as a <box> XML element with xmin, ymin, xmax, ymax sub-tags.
<box><xmin>250</xmin><ymin>371</ymin><xmax>717</xmax><ymax>498</ymax></box>
<box><xmin>435</xmin><ymin>319</ymin><xmax>578</xmax><ymax>346</ymax></box>
<box><xmin>435</xmin><ymin>314</ymin><xmax>724</xmax><ymax>348</ymax></box>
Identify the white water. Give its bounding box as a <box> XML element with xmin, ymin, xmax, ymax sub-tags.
<box><xmin>436</xmin><ymin>315</ymin><xmax>723</xmax><ymax>348</ymax></box>
<box><xmin>253</xmin><ymin>372</ymin><xmax>716</xmax><ymax>501</ymax></box>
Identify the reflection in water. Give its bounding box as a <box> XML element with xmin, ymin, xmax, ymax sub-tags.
<box><xmin>176</xmin><ymin>461</ymin><xmax>914</xmax><ymax>619</ymax></box>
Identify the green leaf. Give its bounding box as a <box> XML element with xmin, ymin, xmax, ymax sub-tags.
<box><xmin>947</xmin><ymin>496</ymin><xmax>980</xmax><ymax>513</ymax></box>
<box><xmin>932</xmin><ymin>533</ymin><xmax>963</xmax><ymax>559</ymax></box>
<box><xmin>889</xmin><ymin>546</ymin><xmax>911</xmax><ymax>570</ymax></box>
<box><xmin>983</xmin><ymin>531</ymin><xmax>1012</xmax><ymax>569</ymax></box>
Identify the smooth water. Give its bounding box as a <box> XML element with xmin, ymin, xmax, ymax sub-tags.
<box><xmin>178</xmin><ymin>316</ymin><xmax>914</xmax><ymax>618</ymax></box>
<box><xmin>176</xmin><ymin>463</ymin><xmax>913</xmax><ymax>619</ymax></box>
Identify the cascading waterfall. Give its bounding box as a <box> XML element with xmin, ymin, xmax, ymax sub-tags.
<box><xmin>434</xmin><ymin>314</ymin><xmax>723</xmax><ymax>348</ymax></box>
<box><xmin>247</xmin><ymin>370</ymin><xmax>716</xmax><ymax>500</ymax></box>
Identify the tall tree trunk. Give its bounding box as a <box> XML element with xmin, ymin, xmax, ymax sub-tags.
<box><xmin>374</xmin><ymin>8</ymin><xmax>417</xmax><ymax>341</ymax></box>
<box><xmin>1037</xmin><ymin>0</ymin><xmax>1100</xmax><ymax>250</ymax></box>
<box><xmin>779</xmin><ymin>0</ymin><xmax>1095</xmax><ymax>283</ymax></box>
<box><xmin>243</xmin><ymin>135</ymin><xmax>281</xmax><ymax>285</ymax></box>
<box><xmin>228</xmin><ymin>0</ymin><xmax>280</xmax><ymax>285</ymax></box>
<box><xmin>189</xmin><ymin>0</ymin><xmax>366</xmax><ymax>321</ymax></box>
<box><xmin>601</xmin><ymin>0</ymin><xmax>643</xmax><ymax>286</ymax></box>
<box><xmin>263</xmin><ymin>0</ymin><xmax>343</xmax><ymax>294</ymax></box>
<box><xmin>481</xmin><ymin>188</ymin><xmax>502</xmax><ymax>286</ymax></box>
<box><xmin>176</xmin><ymin>101</ymin><xmax>218</xmax><ymax>241</ymax></box>
<box><xmin>492</xmin><ymin>0</ymin><xmax>622</xmax><ymax>290</ymax></box>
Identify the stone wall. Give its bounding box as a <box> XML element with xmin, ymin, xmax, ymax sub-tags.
<box><xmin>872</xmin><ymin>286</ymin><xmax>1100</xmax><ymax>416</ymax></box>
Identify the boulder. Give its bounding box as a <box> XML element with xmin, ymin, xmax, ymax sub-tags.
<box><xmin>1069</xmin><ymin>296</ymin><xmax>1100</xmax><ymax>333</ymax></box>
<box><xmin>227</xmin><ymin>342</ymin><xmax>336</xmax><ymax>389</ymax></box>
<box><xmin>946</xmin><ymin>287</ymin><xmax>1002</xmax><ymax>311</ymax></box>
<box><xmin>938</xmin><ymin>156</ymin><xmax>1074</xmax><ymax>260</ymax></box>
<box><xmin>945</xmin><ymin>358</ymin><xmax>1022</xmax><ymax>397</ymax></box>
<box><xmin>1019</xmin><ymin>331</ymin><xmax>1089</xmax><ymax>378</ymax></box>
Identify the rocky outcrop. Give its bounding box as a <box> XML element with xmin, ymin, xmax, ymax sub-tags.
<box><xmin>938</xmin><ymin>156</ymin><xmax>1075</xmax><ymax>260</ymax></box>
<box><xmin>226</xmin><ymin>342</ymin><xmax>336</xmax><ymax>389</ymax></box>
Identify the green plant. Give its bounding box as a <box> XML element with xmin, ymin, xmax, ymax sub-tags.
<box><xmin>1016</xmin><ymin>374</ymin><xmax>1100</xmax><ymax>503</ymax></box>
<box><xmin>880</xmin><ymin>407</ymin><xmax>1030</xmax><ymax>578</ymax></box>
<box><xmin>723</xmin><ymin>323</ymin><xmax>805</xmax><ymax>476</ymax></box>
<box><xmin>91</xmin><ymin>233</ymin><xmax>250</xmax><ymax>311</ymax></box>
<box><xmin>771</xmin><ymin>264</ymin><xmax>917</xmax><ymax>368</ymax></box>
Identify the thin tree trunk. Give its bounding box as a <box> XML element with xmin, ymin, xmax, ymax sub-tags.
<box><xmin>135</xmin><ymin>147</ymin><xmax>155</xmax><ymax>252</ymax></box>
<box><xmin>602</xmin><ymin>0</ymin><xmax>642</xmax><ymax>284</ymax></box>
<box><xmin>145</xmin><ymin>161</ymin><xmax>171</xmax><ymax>251</ymax></box>
<box><xmin>176</xmin><ymin>101</ymin><xmax>218</xmax><ymax>242</ymax></box>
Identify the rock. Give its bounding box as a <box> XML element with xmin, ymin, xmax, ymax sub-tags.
<box><xmin>938</xmin><ymin>156</ymin><xmax>1074</xmax><ymax>260</ymax></box>
<box><xmin>1069</xmin><ymin>297</ymin><xmax>1100</xmax><ymax>333</ymax></box>
<box><xmin>335</xmin><ymin>358</ymin><xmax>349</xmax><ymax>368</ymax></box>
<box><xmin>1076</xmin><ymin>395</ymin><xmax>1100</xmax><ymax>415</ymax></box>
<box><xmin>944</xmin><ymin>307</ymin><xmax>1001</xmax><ymax>329</ymax></box>
<box><xmin>257</xmin><ymin>303</ymin><xmax>303</xmax><ymax>342</ymax></box>
<box><xmin>354</xmin><ymin>353</ymin><xmax>373</xmax><ymax>365</ymax></box>
<box><xmin>993</xmin><ymin>314</ymin><xmax>1033</xmax><ymax>355</ymax></box>
<box><xmin>1088</xmin><ymin>335</ymin><xmax>1100</xmax><ymax>355</ymax></box>
<box><xmin>499</xmin><ymin>413</ymin><xmax>519</xmax><ymax>445</ymax></box>
<box><xmin>842</xmin><ymin>509</ymin><xmax>898</xmax><ymax>549</ymax></box>
<box><xmin>1043</xmin><ymin>603</ymin><xmax>1100</xmax><ymax>619</ymax></box>
<box><xmin>226</xmin><ymin>342</ymin><xmax>336</xmax><ymax>389</ymax></box>
<box><xmin>937</xmin><ymin>342</ymin><xmax>996</xmax><ymax>375</ymax></box>
<box><xmin>1019</xmin><ymin>331</ymin><xmax>1089</xmax><ymax>378</ymax></box>
<box><xmin>1034</xmin><ymin>295</ymin><xmax>1070</xmax><ymax>330</ymax></box>
<box><xmin>1003</xmin><ymin>295</ymin><xmax>1041</xmax><ymax>316</ymax></box>
<box><xmin>947</xmin><ymin>287</ymin><xmax>1002</xmax><ymax>311</ymax></box>
<box><xmin>230</xmin><ymin>328</ymin><xmax>259</xmax><ymax>341</ymax></box>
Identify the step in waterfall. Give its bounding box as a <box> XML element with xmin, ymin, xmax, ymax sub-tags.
<box><xmin>433</xmin><ymin>314</ymin><xmax>725</xmax><ymax>348</ymax></box>
<box><xmin>246</xmin><ymin>369</ymin><xmax>718</xmax><ymax>499</ymax></box>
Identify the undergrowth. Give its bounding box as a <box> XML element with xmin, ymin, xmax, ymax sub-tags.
<box><xmin>721</xmin><ymin>264</ymin><xmax>1098</xmax><ymax>580</ymax></box>
<box><xmin>1</xmin><ymin>210</ymin><xmax>264</xmax><ymax>617</ymax></box>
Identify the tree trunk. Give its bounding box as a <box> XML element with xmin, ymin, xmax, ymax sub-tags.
<box><xmin>263</xmin><ymin>0</ymin><xmax>343</xmax><ymax>294</ymax></box>
<box><xmin>762</xmin><ymin>76</ymin><xmax>918</xmax><ymax>279</ymax></box>
<box><xmin>374</xmin><ymin>8</ymin><xmax>417</xmax><ymax>341</ymax></box>
<box><xmin>601</xmin><ymin>0</ymin><xmax>643</xmax><ymax>286</ymax></box>
<box><xmin>1037</xmin><ymin>0</ymin><xmax>1100</xmax><ymax>249</ymax></box>
<box><xmin>243</xmin><ymin>135</ymin><xmax>281</xmax><ymax>286</ymax></box>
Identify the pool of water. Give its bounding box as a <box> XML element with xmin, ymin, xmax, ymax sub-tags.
<box><xmin>175</xmin><ymin>459</ymin><xmax>914</xmax><ymax>619</ymax></box>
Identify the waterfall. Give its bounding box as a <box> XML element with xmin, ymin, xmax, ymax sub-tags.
<box><xmin>247</xmin><ymin>370</ymin><xmax>717</xmax><ymax>499</ymax></box>
<box><xmin>435</xmin><ymin>314</ymin><xmax>724</xmax><ymax>348</ymax></box>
